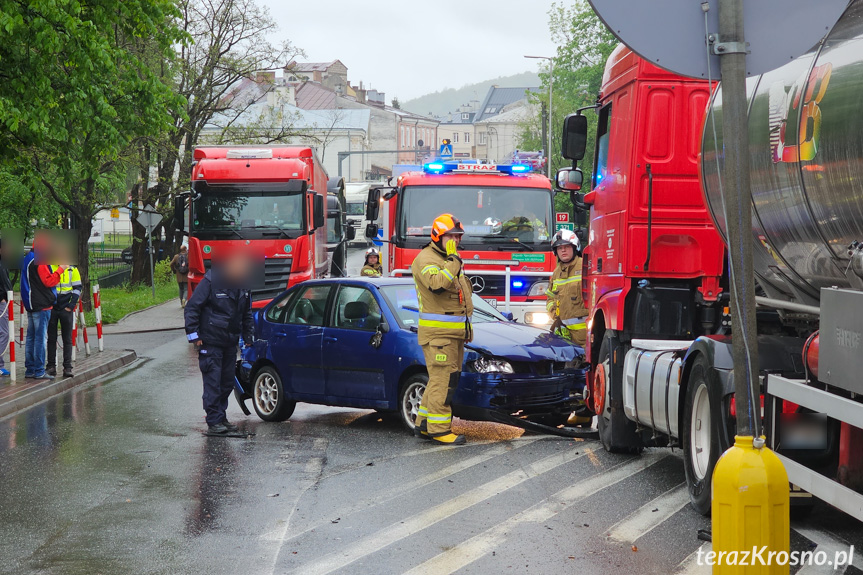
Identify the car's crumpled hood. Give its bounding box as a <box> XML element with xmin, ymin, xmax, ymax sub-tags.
<box><xmin>466</xmin><ymin>321</ymin><xmax>578</xmax><ymax>362</ymax></box>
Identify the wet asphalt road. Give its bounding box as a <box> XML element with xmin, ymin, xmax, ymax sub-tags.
<box><xmin>1</xmin><ymin>257</ymin><xmax>862</xmax><ymax>574</ymax></box>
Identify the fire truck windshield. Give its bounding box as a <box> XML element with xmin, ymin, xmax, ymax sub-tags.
<box><xmin>192</xmin><ymin>183</ymin><xmax>304</xmax><ymax>240</ymax></box>
<box><xmin>398</xmin><ymin>185</ymin><xmax>552</xmax><ymax>249</ymax></box>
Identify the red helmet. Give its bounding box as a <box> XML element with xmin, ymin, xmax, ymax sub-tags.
<box><xmin>430</xmin><ymin>213</ymin><xmax>465</xmax><ymax>244</ymax></box>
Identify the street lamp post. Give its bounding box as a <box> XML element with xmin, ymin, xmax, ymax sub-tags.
<box><xmin>524</xmin><ymin>55</ymin><xmax>554</xmax><ymax>178</ymax></box>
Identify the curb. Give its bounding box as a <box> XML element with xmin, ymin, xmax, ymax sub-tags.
<box><xmin>111</xmin><ymin>298</ymin><xmax>180</xmax><ymax>325</ymax></box>
<box><xmin>0</xmin><ymin>350</ymin><xmax>138</xmax><ymax>420</ymax></box>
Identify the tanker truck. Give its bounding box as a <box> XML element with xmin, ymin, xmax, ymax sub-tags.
<box><xmin>557</xmin><ymin>0</ymin><xmax>863</xmax><ymax>519</ymax></box>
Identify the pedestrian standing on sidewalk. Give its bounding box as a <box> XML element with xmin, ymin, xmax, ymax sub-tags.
<box><xmin>170</xmin><ymin>245</ymin><xmax>189</xmax><ymax>308</ymax></box>
<box><xmin>0</xmin><ymin>240</ymin><xmax>12</xmax><ymax>378</ymax></box>
<box><xmin>20</xmin><ymin>237</ymin><xmax>65</xmax><ymax>381</ymax></box>
<box><xmin>46</xmin><ymin>260</ymin><xmax>81</xmax><ymax>378</ymax></box>
<box><xmin>184</xmin><ymin>249</ymin><xmax>254</xmax><ymax>435</ymax></box>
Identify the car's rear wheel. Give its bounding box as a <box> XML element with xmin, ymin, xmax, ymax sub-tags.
<box><xmin>399</xmin><ymin>373</ymin><xmax>428</xmax><ymax>432</ymax></box>
<box><xmin>252</xmin><ymin>366</ymin><xmax>296</xmax><ymax>422</ymax></box>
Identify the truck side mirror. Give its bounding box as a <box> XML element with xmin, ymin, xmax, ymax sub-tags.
<box><xmin>365</xmin><ymin>223</ymin><xmax>379</xmax><ymax>239</ymax></box>
<box><xmin>346</xmin><ymin>226</ymin><xmax>356</xmax><ymax>241</ymax></box>
<box><xmin>173</xmin><ymin>196</ymin><xmax>186</xmax><ymax>232</ymax></box>
<box><xmin>366</xmin><ymin>188</ymin><xmax>381</xmax><ymax>221</ymax></box>
<box><xmin>313</xmin><ymin>194</ymin><xmax>325</xmax><ymax>230</ymax></box>
<box><xmin>561</xmin><ymin>114</ymin><xmax>588</xmax><ymax>161</ymax></box>
<box><xmin>555</xmin><ymin>167</ymin><xmax>583</xmax><ymax>191</ymax></box>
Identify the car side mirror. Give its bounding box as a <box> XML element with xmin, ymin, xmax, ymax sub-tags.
<box><xmin>366</xmin><ymin>188</ymin><xmax>381</xmax><ymax>221</ymax></box>
<box><xmin>501</xmin><ymin>311</ymin><xmax>514</xmax><ymax>321</ymax></box>
<box><xmin>313</xmin><ymin>194</ymin><xmax>325</xmax><ymax>230</ymax></box>
<box><xmin>561</xmin><ymin>114</ymin><xmax>588</xmax><ymax>161</ymax></box>
<box><xmin>555</xmin><ymin>167</ymin><xmax>583</xmax><ymax>192</ymax></box>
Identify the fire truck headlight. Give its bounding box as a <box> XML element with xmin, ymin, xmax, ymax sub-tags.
<box><xmin>472</xmin><ymin>356</ymin><xmax>514</xmax><ymax>374</ymax></box>
<box><xmin>524</xmin><ymin>311</ymin><xmax>550</xmax><ymax>326</ymax></box>
<box><xmin>527</xmin><ymin>281</ymin><xmax>549</xmax><ymax>297</ymax></box>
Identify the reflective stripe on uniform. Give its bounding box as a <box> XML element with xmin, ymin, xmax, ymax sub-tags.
<box><xmin>421</xmin><ymin>265</ymin><xmax>439</xmax><ymax>275</ymax></box>
<box><xmin>419</xmin><ymin>319</ymin><xmax>467</xmax><ymax>329</ymax></box>
<box><xmin>440</xmin><ymin>269</ymin><xmax>454</xmax><ymax>281</ymax></box>
<box><xmin>552</xmin><ymin>275</ymin><xmax>581</xmax><ymax>288</ymax></box>
<box><xmin>419</xmin><ymin>312</ymin><xmax>465</xmax><ymax>322</ymax></box>
<box><xmin>426</xmin><ymin>413</ymin><xmax>452</xmax><ymax>423</ymax></box>
<box><xmin>562</xmin><ymin>316</ymin><xmax>587</xmax><ymax>331</ymax></box>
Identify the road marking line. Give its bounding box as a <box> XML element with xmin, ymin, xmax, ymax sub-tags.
<box><xmin>606</xmin><ymin>483</ymin><xmax>689</xmax><ymax>543</ymax></box>
<box><xmin>270</xmin><ymin>437</ymin><xmax>545</xmax><ymax>542</ymax></box>
<box><xmin>675</xmin><ymin>542</ymin><xmax>711</xmax><ymax>575</ymax></box>
<box><xmin>286</xmin><ymin>446</ymin><xmax>593</xmax><ymax>575</ymax></box>
<box><xmin>795</xmin><ymin>526</ymin><xmax>863</xmax><ymax>575</ymax></box>
<box><xmin>403</xmin><ymin>452</ymin><xmax>667</xmax><ymax>575</ymax></box>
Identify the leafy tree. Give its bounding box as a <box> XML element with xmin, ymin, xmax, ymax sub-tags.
<box><xmin>518</xmin><ymin>0</ymin><xmax>617</xmax><ymax>216</ymax></box>
<box><xmin>0</xmin><ymin>0</ymin><xmax>185</xmax><ymax>299</ymax></box>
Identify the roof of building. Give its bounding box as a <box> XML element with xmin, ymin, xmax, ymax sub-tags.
<box><xmin>475</xmin><ymin>100</ymin><xmax>535</xmax><ymax>125</ymax></box>
<box><xmin>295</xmin><ymin>82</ymin><xmax>338</xmax><ymax>110</ymax></box>
<box><xmin>286</xmin><ymin>60</ymin><xmax>346</xmax><ymax>73</ymax></box>
<box><xmin>474</xmin><ymin>86</ymin><xmax>539</xmax><ymax>122</ymax></box>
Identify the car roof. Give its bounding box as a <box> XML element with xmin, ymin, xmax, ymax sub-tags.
<box><xmin>299</xmin><ymin>276</ymin><xmax>415</xmax><ymax>289</ymax></box>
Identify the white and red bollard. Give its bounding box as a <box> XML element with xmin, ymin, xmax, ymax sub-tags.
<box><xmin>77</xmin><ymin>301</ymin><xmax>91</xmax><ymax>357</ymax></box>
<box><xmin>71</xmin><ymin>302</ymin><xmax>78</xmax><ymax>362</ymax></box>
<box><xmin>93</xmin><ymin>284</ymin><xmax>103</xmax><ymax>352</ymax></box>
<box><xmin>18</xmin><ymin>300</ymin><xmax>24</xmax><ymax>347</ymax></box>
<box><xmin>6</xmin><ymin>290</ymin><xmax>14</xmax><ymax>382</ymax></box>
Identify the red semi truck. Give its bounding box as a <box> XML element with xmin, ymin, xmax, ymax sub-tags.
<box><xmin>365</xmin><ymin>161</ymin><xmax>559</xmax><ymax>326</ymax></box>
<box><xmin>559</xmin><ymin>2</ymin><xmax>863</xmax><ymax>521</ymax></box>
<box><xmin>176</xmin><ymin>146</ymin><xmax>337</xmax><ymax>307</ymax></box>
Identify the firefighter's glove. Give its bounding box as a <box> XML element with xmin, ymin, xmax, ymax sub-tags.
<box><xmin>445</xmin><ymin>239</ymin><xmax>458</xmax><ymax>257</ymax></box>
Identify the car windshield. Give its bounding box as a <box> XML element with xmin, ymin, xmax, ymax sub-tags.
<box><xmin>397</xmin><ymin>185</ymin><xmax>553</xmax><ymax>249</ymax></box>
<box><xmin>192</xmin><ymin>183</ymin><xmax>304</xmax><ymax>240</ymax></box>
<box><xmin>379</xmin><ymin>284</ymin><xmax>507</xmax><ymax>329</ymax></box>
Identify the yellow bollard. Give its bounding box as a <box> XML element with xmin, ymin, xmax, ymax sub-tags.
<box><xmin>712</xmin><ymin>435</ymin><xmax>790</xmax><ymax>574</ymax></box>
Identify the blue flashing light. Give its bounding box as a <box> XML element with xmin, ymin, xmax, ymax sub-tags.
<box><xmin>425</xmin><ymin>162</ymin><xmax>446</xmax><ymax>173</ymax></box>
<box><xmin>509</xmin><ymin>164</ymin><xmax>530</xmax><ymax>173</ymax></box>
<box><xmin>512</xmin><ymin>280</ymin><xmax>524</xmax><ymax>288</ymax></box>
<box><xmin>421</xmin><ymin>160</ymin><xmax>536</xmax><ymax>175</ymax></box>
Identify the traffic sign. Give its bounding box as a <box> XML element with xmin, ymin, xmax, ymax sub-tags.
<box><xmin>439</xmin><ymin>143</ymin><xmax>453</xmax><ymax>158</ymax></box>
<box><xmin>135</xmin><ymin>205</ymin><xmax>162</xmax><ymax>234</ymax></box>
<box><xmin>110</xmin><ymin>208</ymin><xmax>120</xmax><ymax>219</ymax></box>
<box><xmin>556</xmin><ymin>212</ymin><xmax>569</xmax><ymax>223</ymax></box>
<box><xmin>555</xmin><ymin>223</ymin><xmax>574</xmax><ymax>232</ymax></box>
<box><xmin>588</xmin><ymin>0</ymin><xmax>846</xmax><ymax>79</ymax></box>
<box><xmin>372</xmin><ymin>228</ymin><xmax>384</xmax><ymax>247</ymax></box>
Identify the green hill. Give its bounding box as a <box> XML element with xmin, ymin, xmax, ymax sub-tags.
<box><xmin>401</xmin><ymin>71</ymin><xmax>541</xmax><ymax>118</ymax></box>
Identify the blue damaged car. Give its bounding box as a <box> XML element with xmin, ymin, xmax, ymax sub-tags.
<box><xmin>236</xmin><ymin>277</ymin><xmax>584</xmax><ymax>432</ymax></box>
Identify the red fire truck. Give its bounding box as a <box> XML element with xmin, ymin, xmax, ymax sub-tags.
<box><xmin>559</xmin><ymin>11</ymin><xmax>863</xmax><ymax>521</ymax></box>
<box><xmin>175</xmin><ymin>146</ymin><xmax>336</xmax><ymax>307</ymax></box>
<box><xmin>365</xmin><ymin>161</ymin><xmax>558</xmax><ymax>326</ymax></box>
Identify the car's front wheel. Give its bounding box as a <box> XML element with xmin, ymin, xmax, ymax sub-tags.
<box><xmin>252</xmin><ymin>366</ymin><xmax>296</xmax><ymax>422</ymax></box>
<box><xmin>399</xmin><ymin>373</ymin><xmax>428</xmax><ymax>432</ymax></box>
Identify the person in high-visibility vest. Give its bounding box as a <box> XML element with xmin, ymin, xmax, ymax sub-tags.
<box><xmin>546</xmin><ymin>229</ymin><xmax>586</xmax><ymax>345</ymax></box>
<box><xmin>410</xmin><ymin>213</ymin><xmax>473</xmax><ymax>445</ymax></box>
<box><xmin>360</xmin><ymin>248</ymin><xmax>382</xmax><ymax>277</ymax></box>
<box><xmin>46</xmin><ymin>264</ymin><xmax>82</xmax><ymax>378</ymax></box>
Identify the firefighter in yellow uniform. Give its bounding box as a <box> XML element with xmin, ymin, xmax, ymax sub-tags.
<box><xmin>546</xmin><ymin>229</ymin><xmax>592</xmax><ymax>426</ymax></box>
<box><xmin>411</xmin><ymin>214</ymin><xmax>473</xmax><ymax>445</ymax></box>
<box><xmin>360</xmin><ymin>248</ymin><xmax>383</xmax><ymax>277</ymax></box>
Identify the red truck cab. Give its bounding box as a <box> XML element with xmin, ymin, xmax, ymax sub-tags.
<box><xmin>182</xmin><ymin>146</ymin><xmax>329</xmax><ymax>307</ymax></box>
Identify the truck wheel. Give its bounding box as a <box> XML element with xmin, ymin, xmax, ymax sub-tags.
<box><xmin>399</xmin><ymin>373</ymin><xmax>428</xmax><ymax>433</ymax></box>
<box><xmin>252</xmin><ymin>366</ymin><xmax>296</xmax><ymax>422</ymax></box>
<box><xmin>596</xmin><ymin>332</ymin><xmax>642</xmax><ymax>454</ymax></box>
<box><xmin>682</xmin><ymin>355</ymin><xmax>730</xmax><ymax>515</ymax></box>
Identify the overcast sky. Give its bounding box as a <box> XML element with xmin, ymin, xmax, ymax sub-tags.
<box><xmin>259</xmin><ymin>0</ymin><xmax>558</xmax><ymax>102</ymax></box>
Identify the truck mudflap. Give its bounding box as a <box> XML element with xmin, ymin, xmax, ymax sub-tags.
<box><xmin>486</xmin><ymin>410</ymin><xmax>600</xmax><ymax>439</ymax></box>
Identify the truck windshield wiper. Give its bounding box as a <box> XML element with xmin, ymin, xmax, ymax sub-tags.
<box><xmin>198</xmin><ymin>227</ymin><xmax>244</xmax><ymax>240</ymax></box>
<box><xmin>476</xmin><ymin>235</ymin><xmax>535</xmax><ymax>251</ymax></box>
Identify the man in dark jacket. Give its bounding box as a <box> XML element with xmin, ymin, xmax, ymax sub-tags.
<box><xmin>20</xmin><ymin>243</ymin><xmax>65</xmax><ymax>380</ymax></box>
<box><xmin>184</xmin><ymin>253</ymin><xmax>254</xmax><ymax>434</ymax></box>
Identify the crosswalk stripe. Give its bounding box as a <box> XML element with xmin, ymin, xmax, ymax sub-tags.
<box><xmin>270</xmin><ymin>437</ymin><xmax>544</xmax><ymax>542</ymax></box>
<box><xmin>675</xmin><ymin>542</ymin><xmax>711</xmax><ymax>575</ymax></box>
<box><xmin>606</xmin><ymin>483</ymin><xmax>689</xmax><ymax>543</ymax></box>
<box><xmin>794</xmin><ymin>526</ymin><xmax>863</xmax><ymax>575</ymax></box>
<box><xmin>403</xmin><ymin>451</ymin><xmax>667</xmax><ymax>575</ymax></box>
<box><xmin>286</xmin><ymin>445</ymin><xmax>591</xmax><ymax>575</ymax></box>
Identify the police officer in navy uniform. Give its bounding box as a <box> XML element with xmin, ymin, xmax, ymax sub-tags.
<box><xmin>184</xmin><ymin>253</ymin><xmax>254</xmax><ymax>434</ymax></box>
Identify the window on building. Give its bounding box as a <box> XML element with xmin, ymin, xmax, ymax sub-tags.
<box><xmin>479</xmin><ymin>132</ymin><xmax>487</xmax><ymax>145</ymax></box>
<box><xmin>452</xmin><ymin>132</ymin><xmax>459</xmax><ymax>143</ymax></box>
<box><xmin>484</xmin><ymin>106</ymin><xmax>497</xmax><ymax>114</ymax></box>
<box><xmin>461</xmin><ymin>113</ymin><xmax>470</xmax><ymax>120</ymax></box>
<box><xmin>464</xmin><ymin>132</ymin><xmax>470</xmax><ymax>143</ymax></box>
<box><xmin>411</xmin><ymin>127</ymin><xmax>415</xmax><ymax>147</ymax></box>
<box><xmin>401</xmin><ymin>126</ymin><xmax>405</xmax><ymax>148</ymax></box>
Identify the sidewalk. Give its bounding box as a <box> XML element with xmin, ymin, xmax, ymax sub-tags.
<box><xmin>102</xmin><ymin>298</ymin><xmax>186</xmax><ymax>336</ymax></box>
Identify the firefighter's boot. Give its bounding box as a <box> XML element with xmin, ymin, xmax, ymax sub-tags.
<box><xmin>414</xmin><ymin>420</ymin><xmax>432</xmax><ymax>441</ymax></box>
<box><xmin>566</xmin><ymin>413</ymin><xmax>594</xmax><ymax>427</ymax></box>
<box><xmin>431</xmin><ymin>432</ymin><xmax>466</xmax><ymax>445</ymax></box>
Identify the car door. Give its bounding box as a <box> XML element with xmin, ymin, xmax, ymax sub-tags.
<box><xmin>268</xmin><ymin>284</ymin><xmax>331</xmax><ymax>397</ymax></box>
<box><xmin>322</xmin><ymin>285</ymin><xmax>390</xmax><ymax>404</ymax></box>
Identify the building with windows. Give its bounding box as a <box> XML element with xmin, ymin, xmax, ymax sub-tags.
<box><xmin>437</xmin><ymin>102</ymin><xmax>478</xmax><ymax>158</ymax></box>
<box><xmin>474</xmin><ymin>100</ymin><xmax>538</xmax><ymax>164</ymax></box>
